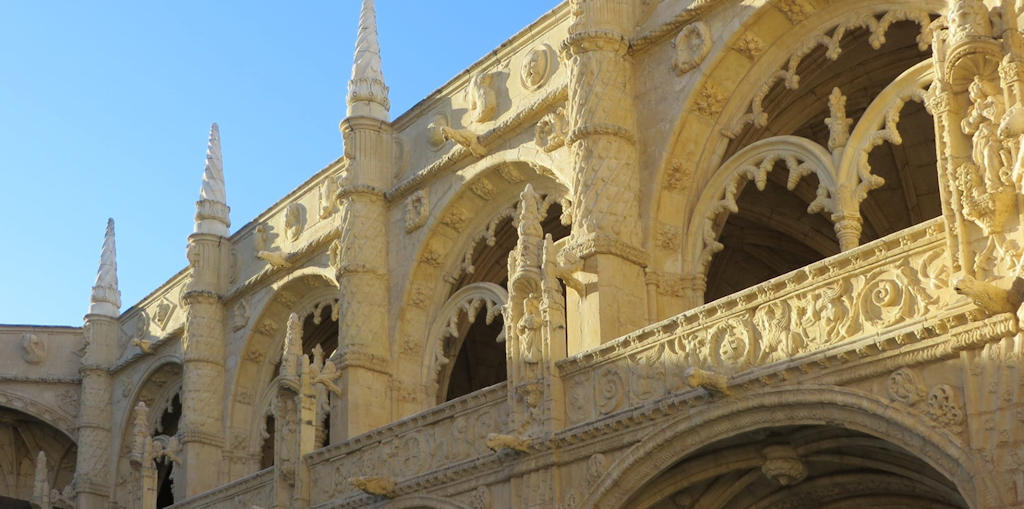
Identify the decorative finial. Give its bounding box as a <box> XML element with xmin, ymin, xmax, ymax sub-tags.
<box><xmin>347</xmin><ymin>0</ymin><xmax>390</xmax><ymax>120</ymax></box>
<box><xmin>280</xmin><ymin>313</ymin><xmax>304</xmax><ymax>380</ymax></box>
<box><xmin>89</xmin><ymin>218</ymin><xmax>121</xmax><ymax>317</ymax></box>
<box><xmin>194</xmin><ymin>122</ymin><xmax>231</xmax><ymax>236</ymax></box>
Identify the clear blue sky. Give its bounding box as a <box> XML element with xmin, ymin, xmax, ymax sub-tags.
<box><xmin>0</xmin><ymin>1</ymin><xmax>558</xmax><ymax>326</ymax></box>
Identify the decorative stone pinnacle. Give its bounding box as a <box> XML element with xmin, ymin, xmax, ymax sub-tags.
<box><xmin>89</xmin><ymin>218</ymin><xmax>121</xmax><ymax>317</ymax></box>
<box><xmin>346</xmin><ymin>0</ymin><xmax>390</xmax><ymax>121</ymax></box>
<box><xmin>194</xmin><ymin>122</ymin><xmax>231</xmax><ymax>236</ymax></box>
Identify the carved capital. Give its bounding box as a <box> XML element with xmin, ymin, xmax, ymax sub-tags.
<box><xmin>565</xmin><ymin>233</ymin><xmax>648</xmax><ymax>266</ymax></box>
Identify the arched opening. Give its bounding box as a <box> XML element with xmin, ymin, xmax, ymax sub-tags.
<box><xmin>705</xmin><ymin>172</ymin><xmax>839</xmax><ymax>301</ymax></box>
<box><xmin>155</xmin><ymin>392</ymin><xmax>180</xmax><ymax>508</ymax></box>
<box><xmin>439</xmin><ymin>198</ymin><xmax>570</xmax><ymax>402</ymax></box>
<box><xmin>259</xmin><ymin>301</ymin><xmax>339</xmax><ymax>467</ymax></box>
<box><xmin>703</xmin><ymin>17</ymin><xmax>940</xmax><ymax>302</ymax></box>
<box><xmin>0</xmin><ymin>407</ymin><xmax>76</xmax><ymax>507</ymax></box>
<box><xmin>623</xmin><ymin>425</ymin><xmax>966</xmax><ymax>509</ymax></box>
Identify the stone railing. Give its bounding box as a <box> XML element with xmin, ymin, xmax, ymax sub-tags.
<box><xmin>557</xmin><ymin>217</ymin><xmax>963</xmax><ymax>426</ymax></box>
<box><xmin>170</xmin><ymin>467</ymin><xmax>273</xmax><ymax>509</ymax></box>
<box><xmin>306</xmin><ymin>382</ymin><xmax>508</xmax><ymax>507</ymax></box>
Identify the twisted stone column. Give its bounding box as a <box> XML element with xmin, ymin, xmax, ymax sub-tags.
<box><xmin>329</xmin><ymin>118</ymin><xmax>393</xmax><ymax>441</ymax></box>
<box><xmin>75</xmin><ymin>314</ymin><xmax>116</xmax><ymax>509</ymax></box>
<box><xmin>560</xmin><ymin>0</ymin><xmax>648</xmax><ymax>349</ymax></box>
<box><xmin>179</xmin><ymin>234</ymin><xmax>230</xmax><ymax>497</ymax></box>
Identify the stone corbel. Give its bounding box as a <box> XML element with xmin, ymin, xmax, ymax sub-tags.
<box><xmin>350</xmin><ymin>476</ymin><xmax>396</xmax><ymax>498</ymax></box>
<box><xmin>485</xmin><ymin>433</ymin><xmax>531</xmax><ymax>453</ymax></box>
<box><xmin>685</xmin><ymin>367</ymin><xmax>730</xmax><ymax>395</ymax></box>
<box><xmin>953</xmin><ymin>274</ymin><xmax>1024</xmax><ymax>316</ymax></box>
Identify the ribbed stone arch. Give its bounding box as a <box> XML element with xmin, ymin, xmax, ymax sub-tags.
<box><xmin>681</xmin><ymin>135</ymin><xmax>840</xmax><ymax>291</ymax></box>
<box><xmin>581</xmin><ymin>386</ymin><xmax>989</xmax><ymax>509</ymax></box>
<box><xmin>391</xmin><ymin>150</ymin><xmax>569</xmax><ymax>416</ymax></box>
<box><xmin>0</xmin><ymin>389</ymin><xmax>76</xmax><ymax>441</ymax></box>
<box><xmin>646</xmin><ymin>0</ymin><xmax>944</xmax><ymax>315</ymax></box>
<box><xmin>833</xmin><ymin>59</ymin><xmax>935</xmax><ymax>228</ymax></box>
<box><xmin>225</xmin><ymin>269</ymin><xmax>338</xmax><ymax>479</ymax></box>
<box><xmin>421</xmin><ymin>282</ymin><xmax>508</xmax><ymax>404</ymax></box>
<box><xmin>111</xmin><ymin>356</ymin><xmax>182</xmax><ymax>509</ymax></box>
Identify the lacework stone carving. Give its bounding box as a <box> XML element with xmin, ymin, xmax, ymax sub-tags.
<box><xmin>560</xmin><ymin>221</ymin><xmax>954</xmax><ymax>424</ymax></box>
<box><xmin>723</xmin><ymin>8</ymin><xmax>935</xmax><ymax>138</ymax></box>
<box><xmin>304</xmin><ymin>385</ymin><xmax>507</xmax><ymax>506</ymax></box>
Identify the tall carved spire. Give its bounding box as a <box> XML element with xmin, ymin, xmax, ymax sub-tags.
<box><xmin>194</xmin><ymin>122</ymin><xmax>231</xmax><ymax>236</ymax></box>
<box><xmin>346</xmin><ymin>0</ymin><xmax>390</xmax><ymax>121</ymax></box>
<box><xmin>89</xmin><ymin>218</ymin><xmax>120</xmax><ymax>317</ymax></box>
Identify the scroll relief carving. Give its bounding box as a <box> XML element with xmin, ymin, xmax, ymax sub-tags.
<box><xmin>521</xmin><ymin>44</ymin><xmax>552</xmax><ymax>91</ymax></box>
<box><xmin>886</xmin><ymin>368</ymin><xmax>966</xmax><ymax>433</ymax></box>
<box><xmin>562</xmin><ymin>231</ymin><xmax>952</xmax><ymax>423</ymax></box>
<box><xmin>673</xmin><ymin>21</ymin><xmax>711</xmax><ymax>75</ymax></box>
<box><xmin>405</xmin><ymin>189</ymin><xmax>429</xmax><ymax>233</ymax></box>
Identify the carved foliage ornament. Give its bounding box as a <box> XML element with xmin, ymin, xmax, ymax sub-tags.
<box><xmin>673</xmin><ymin>21</ymin><xmax>712</xmax><ymax>75</ymax></box>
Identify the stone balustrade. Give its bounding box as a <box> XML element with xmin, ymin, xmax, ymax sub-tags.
<box><xmin>170</xmin><ymin>216</ymin><xmax>997</xmax><ymax>508</ymax></box>
<box><xmin>557</xmin><ymin>216</ymin><xmax>967</xmax><ymax>426</ymax></box>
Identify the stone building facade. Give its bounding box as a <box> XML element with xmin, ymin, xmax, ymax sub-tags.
<box><xmin>3</xmin><ymin>0</ymin><xmax>1024</xmax><ymax>507</ymax></box>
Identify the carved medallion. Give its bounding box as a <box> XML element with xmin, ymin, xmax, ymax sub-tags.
<box><xmin>521</xmin><ymin>45</ymin><xmax>552</xmax><ymax>91</ymax></box>
<box><xmin>673</xmin><ymin>21</ymin><xmax>711</xmax><ymax>75</ymax></box>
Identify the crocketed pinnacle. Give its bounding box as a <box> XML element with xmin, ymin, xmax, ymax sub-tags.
<box><xmin>346</xmin><ymin>0</ymin><xmax>390</xmax><ymax>120</ymax></box>
<box><xmin>89</xmin><ymin>218</ymin><xmax>121</xmax><ymax>317</ymax></box>
<box><xmin>194</xmin><ymin>122</ymin><xmax>231</xmax><ymax>236</ymax></box>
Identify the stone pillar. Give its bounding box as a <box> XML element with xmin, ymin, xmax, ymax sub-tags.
<box><xmin>179</xmin><ymin>123</ymin><xmax>231</xmax><ymax>497</ymax></box>
<box><xmin>329</xmin><ymin>0</ymin><xmax>394</xmax><ymax>442</ymax></box>
<box><xmin>75</xmin><ymin>218</ymin><xmax>120</xmax><ymax>509</ymax></box>
<box><xmin>560</xmin><ymin>0</ymin><xmax>648</xmax><ymax>350</ymax></box>
<box><xmin>329</xmin><ymin>117</ymin><xmax>393</xmax><ymax>441</ymax></box>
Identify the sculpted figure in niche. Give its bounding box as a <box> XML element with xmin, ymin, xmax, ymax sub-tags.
<box><xmin>959</xmin><ymin>76</ymin><xmax>1016</xmax><ymax>235</ymax></box>
<box><xmin>521</xmin><ymin>45</ymin><xmax>551</xmax><ymax>90</ymax></box>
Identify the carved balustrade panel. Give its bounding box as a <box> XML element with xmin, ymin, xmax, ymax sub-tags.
<box><xmin>306</xmin><ymin>383</ymin><xmax>508</xmax><ymax>506</ymax></box>
<box><xmin>168</xmin><ymin>468</ymin><xmax>273</xmax><ymax>509</ymax></box>
<box><xmin>559</xmin><ymin>218</ymin><xmax>961</xmax><ymax>426</ymax></box>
